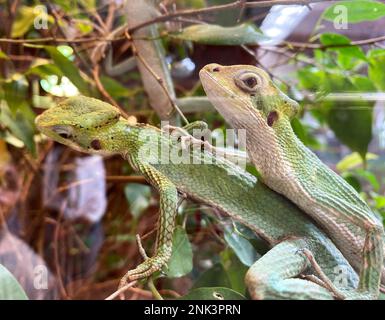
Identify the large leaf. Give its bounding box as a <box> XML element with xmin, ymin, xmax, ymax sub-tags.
<box><xmin>165</xmin><ymin>226</ymin><xmax>193</xmax><ymax>278</ymax></box>
<box><xmin>3</xmin><ymin>74</ymin><xmax>28</xmax><ymax>114</ymax></box>
<box><xmin>0</xmin><ymin>264</ymin><xmax>28</xmax><ymax>300</ymax></box>
<box><xmin>171</xmin><ymin>23</ymin><xmax>268</xmax><ymax>45</ymax></box>
<box><xmin>44</xmin><ymin>46</ymin><xmax>90</xmax><ymax>95</ymax></box>
<box><xmin>11</xmin><ymin>5</ymin><xmax>53</xmax><ymax>38</ymax></box>
<box><xmin>124</xmin><ymin>183</ymin><xmax>151</xmax><ymax>219</ymax></box>
<box><xmin>220</xmin><ymin>249</ymin><xmax>248</xmax><ymax>295</ymax></box>
<box><xmin>323</xmin><ymin>1</ymin><xmax>385</xmax><ymax>23</ymax></box>
<box><xmin>100</xmin><ymin>76</ymin><xmax>139</xmax><ymax>98</ymax></box>
<box><xmin>320</xmin><ymin>33</ymin><xmax>367</xmax><ymax>61</ymax></box>
<box><xmin>336</xmin><ymin>152</ymin><xmax>378</xmax><ymax>172</ymax></box>
<box><xmin>368</xmin><ymin>49</ymin><xmax>385</xmax><ymax>91</ymax></box>
<box><xmin>0</xmin><ymin>50</ymin><xmax>9</xmax><ymax>60</ymax></box>
<box><xmin>192</xmin><ymin>263</ymin><xmax>231</xmax><ymax>289</ymax></box>
<box><xmin>318</xmin><ymin>72</ymin><xmax>374</xmax><ymax>160</ymax></box>
<box><xmin>11</xmin><ymin>6</ymin><xmax>40</xmax><ymax>38</ymax></box>
<box><xmin>326</xmin><ymin>101</ymin><xmax>372</xmax><ymax>160</ymax></box>
<box><xmin>0</xmin><ymin>102</ymin><xmax>36</xmax><ymax>155</ymax></box>
<box><xmin>180</xmin><ymin>287</ymin><xmax>245</xmax><ymax>300</ymax></box>
<box><xmin>223</xmin><ymin>226</ymin><xmax>259</xmax><ymax>267</ymax></box>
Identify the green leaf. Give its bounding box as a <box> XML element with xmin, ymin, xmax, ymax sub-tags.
<box><xmin>176</xmin><ymin>0</ymin><xmax>206</xmax><ymax>9</ymax></box>
<box><xmin>321</xmin><ymin>73</ymin><xmax>374</xmax><ymax>160</ymax></box>
<box><xmin>0</xmin><ymin>102</ymin><xmax>36</xmax><ymax>155</ymax></box>
<box><xmin>75</xmin><ymin>20</ymin><xmax>93</xmax><ymax>35</ymax></box>
<box><xmin>297</xmin><ymin>67</ymin><xmax>324</xmax><ymax>91</ymax></box>
<box><xmin>27</xmin><ymin>62</ymin><xmax>63</xmax><ymax>78</ymax></box>
<box><xmin>354</xmin><ymin>168</ymin><xmax>380</xmax><ymax>191</ymax></box>
<box><xmin>327</xmin><ymin>104</ymin><xmax>372</xmax><ymax>160</ymax></box>
<box><xmin>220</xmin><ymin>249</ymin><xmax>248</xmax><ymax>295</ymax></box>
<box><xmin>320</xmin><ymin>33</ymin><xmax>367</xmax><ymax>61</ymax></box>
<box><xmin>373</xmin><ymin>194</ymin><xmax>385</xmax><ymax>209</ymax></box>
<box><xmin>368</xmin><ymin>49</ymin><xmax>385</xmax><ymax>90</ymax></box>
<box><xmin>100</xmin><ymin>76</ymin><xmax>139</xmax><ymax>98</ymax></box>
<box><xmin>337</xmin><ymin>152</ymin><xmax>378</xmax><ymax>171</ymax></box>
<box><xmin>323</xmin><ymin>1</ymin><xmax>385</xmax><ymax>23</ymax></box>
<box><xmin>223</xmin><ymin>226</ymin><xmax>258</xmax><ymax>267</ymax></box>
<box><xmin>11</xmin><ymin>6</ymin><xmax>38</xmax><ymax>38</ymax></box>
<box><xmin>171</xmin><ymin>23</ymin><xmax>269</xmax><ymax>45</ymax></box>
<box><xmin>124</xmin><ymin>183</ymin><xmax>151</xmax><ymax>219</ymax></box>
<box><xmin>3</xmin><ymin>74</ymin><xmax>28</xmax><ymax>113</ymax></box>
<box><xmin>44</xmin><ymin>46</ymin><xmax>89</xmax><ymax>95</ymax></box>
<box><xmin>180</xmin><ymin>287</ymin><xmax>245</xmax><ymax>300</ymax></box>
<box><xmin>166</xmin><ymin>226</ymin><xmax>193</xmax><ymax>278</ymax></box>
<box><xmin>342</xmin><ymin>173</ymin><xmax>361</xmax><ymax>192</ymax></box>
<box><xmin>192</xmin><ymin>263</ymin><xmax>231</xmax><ymax>289</ymax></box>
<box><xmin>0</xmin><ymin>264</ymin><xmax>28</xmax><ymax>299</ymax></box>
<box><xmin>0</xmin><ymin>50</ymin><xmax>9</xmax><ymax>60</ymax></box>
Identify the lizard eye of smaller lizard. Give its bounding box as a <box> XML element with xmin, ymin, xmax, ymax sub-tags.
<box><xmin>51</xmin><ymin>125</ymin><xmax>73</xmax><ymax>140</ymax></box>
<box><xmin>58</xmin><ymin>132</ymin><xmax>71</xmax><ymax>139</ymax></box>
<box><xmin>234</xmin><ymin>72</ymin><xmax>261</xmax><ymax>93</ymax></box>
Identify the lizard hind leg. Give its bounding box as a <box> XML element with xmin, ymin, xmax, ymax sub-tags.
<box><xmin>245</xmin><ymin>239</ymin><xmax>335</xmax><ymax>300</ymax></box>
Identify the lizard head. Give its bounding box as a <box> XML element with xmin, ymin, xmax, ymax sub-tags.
<box><xmin>199</xmin><ymin>64</ymin><xmax>300</xmax><ymax>131</ymax></box>
<box><xmin>35</xmin><ymin>96</ymin><xmax>121</xmax><ymax>155</ymax></box>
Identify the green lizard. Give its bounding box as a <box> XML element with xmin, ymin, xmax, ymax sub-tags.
<box><xmin>35</xmin><ymin>96</ymin><xmax>366</xmax><ymax>299</ymax></box>
<box><xmin>199</xmin><ymin>63</ymin><xmax>385</xmax><ymax>298</ymax></box>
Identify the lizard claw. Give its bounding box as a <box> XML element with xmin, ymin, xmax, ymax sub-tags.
<box><xmin>119</xmin><ymin>251</ymin><xmax>171</xmax><ymax>288</ymax></box>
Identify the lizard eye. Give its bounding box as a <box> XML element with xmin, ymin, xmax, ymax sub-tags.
<box><xmin>234</xmin><ymin>72</ymin><xmax>262</xmax><ymax>93</ymax></box>
<box><xmin>51</xmin><ymin>125</ymin><xmax>73</xmax><ymax>140</ymax></box>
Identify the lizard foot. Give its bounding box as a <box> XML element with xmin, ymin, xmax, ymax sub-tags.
<box><xmin>296</xmin><ymin>248</ymin><xmax>346</xmax><ymax>300</ymax></box>
<box><xmin>119</xmin><ymin>254</ymin><xmax>169</xmax><ymax>289</ymax></box>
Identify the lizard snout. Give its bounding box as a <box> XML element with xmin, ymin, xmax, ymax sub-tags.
<box><xmin>201</xmin><ymin>63</ymin><xmax>223</xmax><ymax>74</ymax></box>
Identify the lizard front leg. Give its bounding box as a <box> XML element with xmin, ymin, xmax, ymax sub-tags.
<box><xmin>120</xmin><ymin>160</ymin><xmax>178</xmax><ymax>286</ymax></box>
<box><xmin>245</xmin><ymin>238</ymin><xmax>336</xmax><ymax>300</ymax></box>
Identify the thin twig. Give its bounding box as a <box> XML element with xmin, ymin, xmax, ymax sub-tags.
<box><xmin>128</xmin><ymin>0</ymin><xmax>330</xmax><ymax>33</ymax></box>
<box><xmin>105</xmin><ymin>280</ymin><xmax>138</xmax><ymax>300</ymax></box>
<box><xmin>284</xmin><ymin>34</ymin><xmax>385</xmax><ymax>49</ymax></box>
<box><xmin>125</xmin><ymin>30</ymin><xmax>189</xmax><ymax>125</ymax></box>
<box><xmin>92</xmin><ymin>64</ymin><xmax>129</xmax><ymax>118</ymax></box>
<box><xmin>54</xmin><ymin>201</ymin><xmax>69</xmax><ymax>299</ymax></box>
<box><xmin>148</xmin><ymin>277</ymin><xmax>164</xmax><ymax>300</ymax></box>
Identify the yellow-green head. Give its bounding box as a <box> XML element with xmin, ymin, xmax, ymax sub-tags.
<box><xmin>199</xmin><ymin>64</ymin><xmax>300</xmax><ymax>130</ymax></box>
<box><xmin>35</xmin><ymin>96</ymin><xmax>122</xmax><ymax>155</ymax></box>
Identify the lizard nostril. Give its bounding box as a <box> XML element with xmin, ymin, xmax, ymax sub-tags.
<box><xmin>212</xmin><ymin>66</ymin><xmax>220</xmax><ymax>72</ymax></box>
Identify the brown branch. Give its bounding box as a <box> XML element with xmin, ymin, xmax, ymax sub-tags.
<box><xmin>0</xmin><ymin>35</ymin><xmax>126</xmax><ymax>44</ymax></box>
<box><xmin>92</xmin><ymin>64</ymin><xmax>130</xmax><ymax>118</ymax></box>
<box><xmin>284</xmin><ymin>34</ymin><xmax>385</xmax><ymax>49</ymax></box>
<box><xmin>124</xmin><ymin>30</ymin><xmax>189</xmax><ymax>125</ymax></box>
<box><xmin>128</xmin><ymin>0</ymin><xmax>331</xmax><ymax>33</ymax></box>
<box><xmin>105</xmin><ymin>280</ymin><xmax>138</xmax><ymax>300</ymax></box>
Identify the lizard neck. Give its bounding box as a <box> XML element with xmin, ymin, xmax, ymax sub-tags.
<box><xmin>89</xmin><ymin>119</ymin><xmax>160</xmax><ymax>157</ymax></box>
<box><xmin>246</xmin><ymin>117</ymin><xmax>314</xmax><ymax>183</ymax></box>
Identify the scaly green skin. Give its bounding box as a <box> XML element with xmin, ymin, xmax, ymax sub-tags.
<box><xmin>199</xmin><ymin>63</ymin><xmax>385</xmax><ymax>299</ymax></box>
<box><xmin>36</xmin><ymin>96</ymin><xmax>363</xmax><ymax>299</ymax></box>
